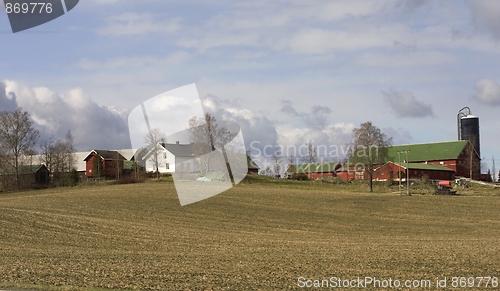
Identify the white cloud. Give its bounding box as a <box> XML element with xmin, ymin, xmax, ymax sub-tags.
<box><xmin>76</xmin><ymin>51</ymin><xmax>191</xmax><ymax>70</ymax></box>
<box><xmin>356</xmin><ymin>51</ymin><xmax>456</xmax><ymax>67</ymax></box>
<box><xmin>0</xmin><ymin>81</ymin><xmax>17</xmax><ymax>111</ymax></box>
<box><xmin>97</xmin><ymin>13</ymin><xmax>182</xmax><ymax>36</ymax></box>
<box><xmin>473</xmin><ymin>79</ymin><xmax>500</xmax><ymax>106</ymax></box>
<box><xmin>382</xmin><ymin>88</ymin><xmax>435</xmax><ymax>118</ymax></box>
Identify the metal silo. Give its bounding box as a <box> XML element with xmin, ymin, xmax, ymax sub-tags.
<box><xmin>457</xmin><ymin>107</ymin><xmax>480</xmax><ymax>158</ymax></box>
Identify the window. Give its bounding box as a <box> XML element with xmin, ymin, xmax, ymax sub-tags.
<box><xmin>166</xmin><ymin>163</ymin><xmax>169</xmax><ymax>170</ymax></box>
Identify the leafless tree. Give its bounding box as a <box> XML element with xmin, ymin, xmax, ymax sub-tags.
<box><xmin>39</xmin><ymin>131</ymin><xmax>76</xmax><ymax>186</ymax></box>
<box><xmin>143</xmin><ymin>128</ymin><xmax>166</xmax><ymax>180</ymax></box>
<box><xmin>302</xmin><ymin>142</ymin><xmax>318</xmax><ymax>164</ymax></box>
<box><xmin>0</xmin><ymin>108</ymin><xmax>40</xmax><ymax>188</ymax></box>
<box><xmin>350</xmin><ymin>121</ymin><xmax>392</xmax><ymax>192</ymax></box>
<box><xmin>271</xmin><ymin>150</ymin><xmax>282</xmax><ymax>177</ymax></box>
<box><xmin>492</xmin><ymin>156</ymin><xmax>496</xmax><ymax>183</ymax></box>
<box><xmin>188</xmin><ymin>113</ymin><xmax>231</xmax><ymax>175</ymax></box>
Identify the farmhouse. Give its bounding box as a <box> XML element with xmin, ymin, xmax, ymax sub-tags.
<box><xmin>135</xmin><ymin>141</ymin><xmax>198</xmax><ymax>174</ymax></box>
<box><xmin>84</xmin><ymin>150</ymin><xmax>127</xmax><ymax>178</ymax></box>
<box><xmin>339</xmin><ymin>140</ymin><xmax>480</xmax><ymax>181</ymax></box>
<box><xmin>286</xmin><ymin>162</ymin><xmax>341</xmax><ymax>179</ymax></box>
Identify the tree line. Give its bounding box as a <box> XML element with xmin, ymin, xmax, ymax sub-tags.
<box><xmin>0</xmin><ymin>108</ymin><xmax>77</xmax><ymax>191</ymax></box>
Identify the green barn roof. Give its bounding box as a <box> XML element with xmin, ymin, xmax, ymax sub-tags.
<box><xmin>348</xmin><ymin>140</ymin><xmax>469</xmax><ymax>164</ymax></box>
<box><xmin>247</xmin><ymin>156</ymin><xmax>260</xmax><ymax>170</ymax></box>
<box><xmin>386</xmin><ymin>141</ymin><xmax>468</xmax><ymax>162</ymax></box>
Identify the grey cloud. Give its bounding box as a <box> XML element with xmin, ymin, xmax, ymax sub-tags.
<box><xmin>473</xmin><ymin>79</ymin><xmax>500</xmax><ymax>106</ymax></box>
<box><xmin>469</xmin><ymin>0</ymin><xmax>500</xmax><ymax>40</ymax></box>
<box><xmin>382</xmin><ymin>88</ymin><xmax>434</xmax><ymax>118</ymax></box>
<box><xmin>395</xmin><ymin>0</ymin><xmax>432</xmax><ymax>12</ymax></box>
<box><xmin>280</xmin><ymin>100</ymin><xmax>332</xmax><ymax>130</ymax></box>
<box><xmin>3</xmin><ymin>81</ymin><xmax>130</xmax><ymax>151</ymax></box>
<box><xmin>280</xmin><ymin>100</ymin><xmax>299</xmax><ymax>116</ymax></box>
<box><xmin>382</xmin><ymin>127</ymin><xmax>413</xmax><ymax>145</ymax></box>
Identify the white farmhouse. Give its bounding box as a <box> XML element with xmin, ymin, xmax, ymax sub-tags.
<box><xmin>137</xmin><ymin>141</ymin><xmax>199</xmax><ymax>174</ymax></box>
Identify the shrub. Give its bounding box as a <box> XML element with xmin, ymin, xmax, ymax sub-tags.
<box><xmin>291</xmin><ymin>173</ymin><xmax>309</xmax><ymax>180</ymax></box>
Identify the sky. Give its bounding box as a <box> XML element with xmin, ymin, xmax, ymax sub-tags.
<box><xmin>1</xmin><ymin>0</ymin><xmax>500</xmax><ymax>173</ymax></box>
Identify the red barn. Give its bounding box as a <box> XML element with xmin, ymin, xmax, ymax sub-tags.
<box><xmin>286</xmin><ymin>162</ymin><xmax>341</xmax><ymax>179</ymax></box>
<box><xmin>341</xmin><ymin>140</ymin><xmax>480</xmax><ymax>181</ymax></box>
<box><xmin>373</xmin><ymin>162</ymin><xmax>455</xmax><ymax>181</ymax></box>
<box><xmin>83</xmin><ymin>150</ymin><xmax>127</xmax><ymax>179</ymax></box>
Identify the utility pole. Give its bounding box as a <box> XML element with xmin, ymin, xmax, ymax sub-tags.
<box><xmin>399</xmin><ymin>150</ymin><xmax>411</xmax><ymax>196</ymax></box>
<box><xmin>397</xmin><ymin>151</ymin><xmax>402</xmax><ymax>195</ymax></box>
<box><xmin>406</xmin><ymin>150</ymin><xmax>410</xmax><ymax>196</ymax></box>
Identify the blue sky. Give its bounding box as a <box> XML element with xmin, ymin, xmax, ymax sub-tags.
<box><xmin>1</xmin><ymin>0</ymin><xmax>500</xmax><ymax>173</ymax></box>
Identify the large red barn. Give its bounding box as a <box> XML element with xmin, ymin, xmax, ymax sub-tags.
<box><xmin>83</xmin><ymin>150</ymin><xmax>127</xmax><ymax>179</ymax></box>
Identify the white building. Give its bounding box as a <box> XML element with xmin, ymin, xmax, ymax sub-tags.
<box><xmin>137</xmin><ymin>142</ymin><xmax>199</xmax><ymax>174</ymax></box>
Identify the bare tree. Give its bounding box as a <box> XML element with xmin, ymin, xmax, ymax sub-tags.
<box><xmin>302</xmin><ymin>142</ymin><xmax>318</xmax><ymax>164</ymax></box>
<box><xmin>143</xmin><ymin>128</ymin><xmax>166</xmax><ymax>180</ymax></box>
<box><xmin>188</xmin><ymin>113</ymin><xmax>231</xmax><ymax>176</ymax></box>
<box><xmin>271</xmin><ymin>150</ymin><xmax>282</xmax><ymax>177</ymax></box>
<box><xmin>39</xmin><ymin>130</ymin><xmax>76</xmax><ymax>186</ymax></box>
<box><xmin>0</xmin><ymin>108</ymin><xmax>40</xmax><ymax>188</ymax></box>
<box><xmin>492</xmin><ymin>156</ymin><xmax>496</xmax><ymax>183</ymax></box>
<box><xmin>350</xmin><ymin>121</ymin><xmax>392</xmax><ymax>192</ymax></box>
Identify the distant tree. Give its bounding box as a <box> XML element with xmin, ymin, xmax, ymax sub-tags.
<box><xmin>350</xmin><ymin>121</ymin><xmax>392</xmax><ymax>193</ymax></box>
<box><xmin>40</xmin><ymin>131</ymin><xmax>76</xmax><ymax>186</ymax></box>
<box><xmin>143</xmin><ymin>128</ymin><xmax>166</xmax><ymax>180</ymax></box>
<box><xmin>69</xmin><ymin>169</ymin><xmax>79</xmax><ymax>186</ymax></box>
<box><xmin>0</xmin><ymin>108</ymin><xmax>40</xmax><ymax>188</ymax></box>
<box><xmin>492</xmin><ymin>157</ymin><xmax>496</xmax><ymax>182</ymax></box>
<box><xmin>302</xmin><ymin>142</ymin><xmax>318</xmax><ymax>164</ymax></box>
<box><xmin>487</xmin><ymin>169</ymin><xmax>493</xmax><ymax>182</ymax></box>
<box><xmin>271</xmin><ymin>150</ymin><xmax>282</xmax><ymax>177</ymax></box>
<box><xmin>188</xmin><ymin>113</ymin><xmax>231</xmax><ymax>175</ymax></box>
<box><xmin>498</xmin><ymin>170</ymin><xmax>500</xmax><ymax>183</ymax></box>
<box><xmin>261</xmin><ymin>166</ymin><xmax>273</xmax><ymax>176</ymax></box>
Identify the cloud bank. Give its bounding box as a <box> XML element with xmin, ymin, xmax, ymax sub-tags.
<box><xmin>1</xmin><ymin>80</ymin><xmax>131</xmax><ymax>151</ymax></box>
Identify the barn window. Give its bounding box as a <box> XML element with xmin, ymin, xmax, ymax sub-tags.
<box><xmin>166</xmin><ymin>163</ymin><xmax>169</xmax><ymax>170</ymax></box>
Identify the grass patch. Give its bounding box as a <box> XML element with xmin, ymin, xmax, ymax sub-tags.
<box><xmin>1</xmin><ymin>181</ymin><xmax>499</xmax><ymax>290</ymax></box>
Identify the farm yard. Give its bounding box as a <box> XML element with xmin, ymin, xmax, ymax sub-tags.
<box><xmin>0</xmin><ymin>178</ymin><xmax>499</xmax><ymax>291</ymax></box>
